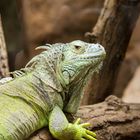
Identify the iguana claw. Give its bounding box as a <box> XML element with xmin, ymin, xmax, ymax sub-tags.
<box><xmin>72</xmin><ymin>118</ymin><xmax>96</xmax><ymax>140</ymax></box>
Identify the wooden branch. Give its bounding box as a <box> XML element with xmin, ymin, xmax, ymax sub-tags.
<box><xmin>86</xmin><ymin>0</ymin><xmax>115</xmax><ymax>42</ymax></box>
<box><xmin>28</xmin><ymin>96</ymin><xmax>140</xmax><ymax>140</ymax></box>
<box><xmin>85</xmin><ymin>0</ymin><xmax>140</xmax><ymax>103</ymax></box>
<box><xmin>0</xmin><ymin>15</ymin><xmax>9</xmax><ymax>78</ymax></box>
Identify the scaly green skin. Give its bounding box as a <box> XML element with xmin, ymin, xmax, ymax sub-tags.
<box><xmin>0</xmin><ymin>40</ymin><xmax>106</xmax><ymax>140</ymax></box>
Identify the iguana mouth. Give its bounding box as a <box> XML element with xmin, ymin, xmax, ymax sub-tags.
<box><xmin>72</xmin><ymin>52</ymin><xmax>106</xmax><ymax>61</ymax></box>
<box><xmin>80</xmin><ymin>52</ymin><xmax>105</xmax><ymax>60</ymax></box>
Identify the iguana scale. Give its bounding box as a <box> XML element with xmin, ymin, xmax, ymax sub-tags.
<box><xmin>0</xmin><ymin>40</ymin><xmax>106</xmax><ymax>140</ymax></box>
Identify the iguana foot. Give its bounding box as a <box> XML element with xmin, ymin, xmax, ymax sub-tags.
<box><xmin>69</xmin><ymin>118</ymin><xmax>96</xmax><ymax>140</ymax></box>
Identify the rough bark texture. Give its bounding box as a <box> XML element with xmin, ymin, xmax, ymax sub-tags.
<box><xmin>0</xmin><ymin>15</ymin><xmax>9</xmax><ymax>78</ymax></box>
<box><xmin>85</xmin><ymin>0</ymin><xmax>140</xmax><ymax>104</ymax></box>
<box><xmin>27</xmin><ymin>96</ymin><xmax>140</xmax><ymax>140</ymax></box>
<box><xmin>113</xmin><ymin>47</ymin><xmax>140</xmax><ymax>98</ymax></box>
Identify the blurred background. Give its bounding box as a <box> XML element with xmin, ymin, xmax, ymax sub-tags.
<box><xmin>0</xmin><ymin>0</ymin><xmax>140</xmax><ymax>104</ymax></box>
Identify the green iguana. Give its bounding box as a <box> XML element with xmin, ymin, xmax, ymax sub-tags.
<box><xmin>0</xmin><ymin>40</ymin><xmax>106</xmax><ymax>140</ymax></box>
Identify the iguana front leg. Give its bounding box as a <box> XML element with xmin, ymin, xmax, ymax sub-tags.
<box><xmin>49</xmin><ymin>106</ymin><xmax>96</xmax><ymax>140</ymax></box>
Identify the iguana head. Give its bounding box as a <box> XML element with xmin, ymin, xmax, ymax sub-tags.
<box><xmin>57</xmin><ymin>40</ymin><xmax>106</xmax><ymax>87</ymax></box>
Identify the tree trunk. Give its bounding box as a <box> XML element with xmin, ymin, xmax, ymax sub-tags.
<box><xmin>0</xmin><ymin>15</ymin><xmax>9</xmax><ymax>78</ymax></box>
<box><xmin>85</xmin><ymin>0</ymin><xmax>140</xmax><ymax>104</ymax></box>
<box><xmin>28</xmin><ymin>96</ymin><xmax>140</xmax><ymax>140</ymax></box>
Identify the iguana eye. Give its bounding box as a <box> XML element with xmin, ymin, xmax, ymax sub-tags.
<box><xmin>73</xmin><ymin>45</ymin><xmax>85</xmax><ymax>54</ymax></box>
<box><xmin>74</xmin><ymin>45</ymin><xmax>81</xmax><ymax>50</ymax></box>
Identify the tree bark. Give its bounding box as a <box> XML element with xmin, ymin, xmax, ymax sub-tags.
<box><xmin>0</xmin><ymin>15</ymin><xmax>9</xmax><ymax>78</ymax></box>
<box><xmin>28</xmin><ymin>96</ymin><xmax>140</xmax><ymax>140</ymax></box>
<box><xmin>85</xmin><ymin>0</ymin><xmax>140</xmax><ymax>104</ymax></box>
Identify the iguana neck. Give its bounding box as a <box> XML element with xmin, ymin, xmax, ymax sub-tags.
<box><xmin>33</xmin><ymin>64</ymin><xmax>63</xmax><ymax>93</ymax></box>
<box><xmin>64</xmin><ymin>66</ymin><xmax>95</xmax><ymax>113</ymax></box>
<box><xmin>31</xmin><ymin>51</ymin><xmax>66</xmax><ymax>100</ymax></box>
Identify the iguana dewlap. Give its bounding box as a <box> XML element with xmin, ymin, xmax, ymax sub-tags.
<box><xmin>0</xmin><ymin>40</ymin><xmax>106</xmax><ymax>140</ymax></box>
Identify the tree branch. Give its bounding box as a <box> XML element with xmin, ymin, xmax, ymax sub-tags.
<box><xmin>28</xmin><ymin>96</ymin><xmax>140</xmax><ymax>140</ymax></box>
<box><xmin>85</xmin><ymin>0</ymin><xmax>140</xmax><ymax>103</ymax></box>
<box><xmin>0</xmin><ymin>15</ymin><xmax>9</xmax><ymax>78</ymax></box>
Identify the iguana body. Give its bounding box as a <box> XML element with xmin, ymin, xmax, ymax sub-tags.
<box><xmin>0</xmin><ymin>40</ymin><xmax>106</xmax><ymax>140</ymax></box>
